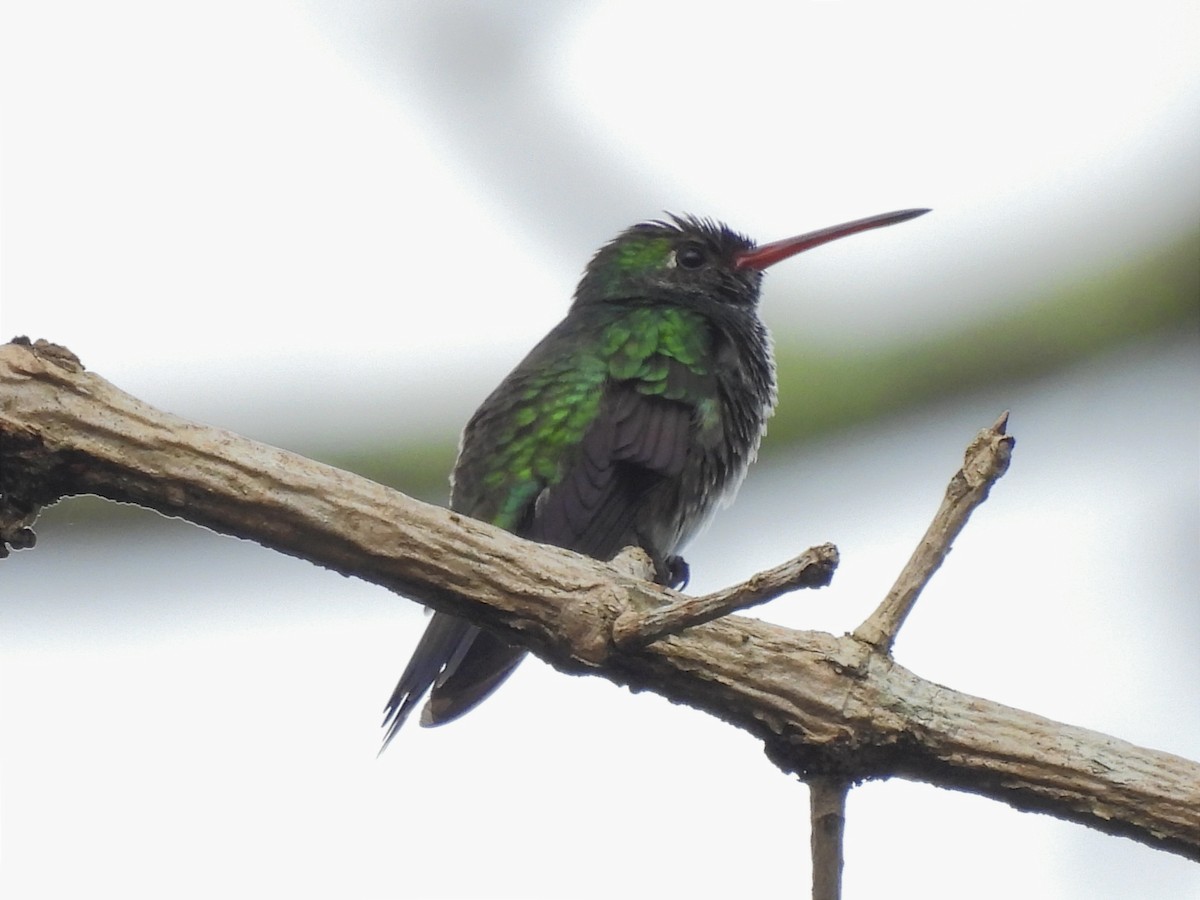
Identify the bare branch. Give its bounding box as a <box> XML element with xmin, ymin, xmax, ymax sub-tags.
<box><xmin>809</xmin><ymin>777</ymin><xmax>848</xmax><ymax>900</ymax></box>
<box><xmin>853</xmin><ymin>411</ymin><xmax>1014</xmax><ymax>652</ymax></box>
<box><xmin>612</xmin><ymin>543</ymin><xmax>839</xmax><ymax>649</ymax></box>
<box><xmin>2</xmin><ymin>339</ymin><xmax>1197</xmax><ymax>860</ymax></box>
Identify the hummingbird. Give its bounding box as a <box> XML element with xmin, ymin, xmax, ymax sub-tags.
<box><xmin>380</xmin><ymin>207</ymin><xmax>929</xmax><ymax>750</ymax></box>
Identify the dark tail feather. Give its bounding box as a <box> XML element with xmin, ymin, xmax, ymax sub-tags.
<box><xmin>379</xmin><ymin>614</ymin><xmax>529</xmax><ymax>752</ymax></box>
<box><xmin>423</xmin><ymin>632</ymin><xmax>526</xmax><ymax>727</ymax></box>
<box><xmin>379</xmin><ymin>612</ymin><xmax>477</xmax><ymax>754</ymax></box>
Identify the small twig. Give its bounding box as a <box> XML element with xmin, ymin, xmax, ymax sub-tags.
<box><xmin>809</xmin><ymin>777</ymin><xmax>849</xmax><ymax>900</ymax></box>
<box><xmin>853</xmin><ymin>412</ymin><xmax>1014</xmax><ymax>653</ymax></box>
<box><xmin>612</xmin><ymin>543</ymin><xmax>839</xmax><ymax>649</ymax></box>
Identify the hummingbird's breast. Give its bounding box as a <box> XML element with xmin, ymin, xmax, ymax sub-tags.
<box><xmin>648</xmin><ymin>310</ymin><xmax>777</xmax><ymax>558</ymax></box>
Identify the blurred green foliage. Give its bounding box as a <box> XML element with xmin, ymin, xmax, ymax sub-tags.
<box><xmin>769</xmin><ymin>228</ymin><xmax>1200</xmax><ymax>447</ymax></box>
<box><xmin>354</xmin><ymin>227</ymin><xmax>1199</xmax><ymax>498</ymax></box>
<box><xmin>42</xmin><ymin>229</ymin><xmax>1199</xmax><ymax>526</ymax></box>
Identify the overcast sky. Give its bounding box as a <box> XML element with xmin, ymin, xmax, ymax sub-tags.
<box><xmin>3</xmin><ymin>2</ymin><xmax>1197</xmax><ymax>426</ymax></box>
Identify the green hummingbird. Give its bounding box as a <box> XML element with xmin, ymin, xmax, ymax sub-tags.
<box><xmin>381</xmin><ymin>208</ymin><xmax>929</xmax><ymax>750</ymax></box>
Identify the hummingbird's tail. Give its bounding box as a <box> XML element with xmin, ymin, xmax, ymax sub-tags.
<box><xmin>379</xmin><ymin>611</ymin><xmax>525</xmax><ymax>753</ymax></box>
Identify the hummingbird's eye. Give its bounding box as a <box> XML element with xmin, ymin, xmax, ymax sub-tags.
<box><xmin>676</xmin><ymin>243</ymin><xmax>706</xmax><ymax>270</ymax></box>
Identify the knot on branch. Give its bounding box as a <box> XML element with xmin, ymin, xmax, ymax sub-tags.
<box><xmin>0</xmin><ymin>506</ymin><xmax>38</xmax><ymax>558</ymax></box>
<box><xmin>953</xmin><ymin>410</ymin><xmax>1014</xmax><ymax>499</ymax></box>
<box><xmin>8</xmin><ymin>336</ymin><xmax>85</xmax><ymax>374</ymax></box>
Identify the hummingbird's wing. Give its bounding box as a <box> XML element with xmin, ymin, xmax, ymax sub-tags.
<box><xmin>381</xmin><ymin>312</ymin><xmax>716</xmax><ymax>747</ymax></box>
<box><xmin>523</xmin><ymin>386</ymin><xmax>695</xmax><ymax>566</ymax></box>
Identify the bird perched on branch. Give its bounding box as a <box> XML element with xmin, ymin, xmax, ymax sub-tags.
<box><xmin>381</xmin><ymin>207</ymin><xmax>929</xmax><ymax>750</ymax></box>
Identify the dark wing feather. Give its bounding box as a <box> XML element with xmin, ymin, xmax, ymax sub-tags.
<box><xmin>527</xmin><ymin>386</ymin><xmax>692</xmax><ymax>562</ymax></box>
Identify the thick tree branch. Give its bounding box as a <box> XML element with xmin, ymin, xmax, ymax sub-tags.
<box><xmin>2</xmin><ymin>337</ymin><xmax>1197</xmax><ymax>861</ymax></box>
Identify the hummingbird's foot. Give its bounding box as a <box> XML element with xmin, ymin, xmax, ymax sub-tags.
<box><xmin>664</xmin><ymin>555</ymin><xmax>690</xmax><ymax>590</ymax></box>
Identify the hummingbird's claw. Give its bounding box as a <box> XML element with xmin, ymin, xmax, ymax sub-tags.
<box><xmin>665</xmin><ymin>555</ymin><xmax>691</xmax><ymax>591</ymax></box>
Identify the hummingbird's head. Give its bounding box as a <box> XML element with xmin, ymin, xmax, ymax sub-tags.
<box><xmin>573</xmin><ymin>215</ymin><xmax>764</xmax><ymax>313</ymax></box>
<box><xmin>572</xmin><ymin>209</ymin><xmax>931</xmax><ymax>314</ymax></box>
